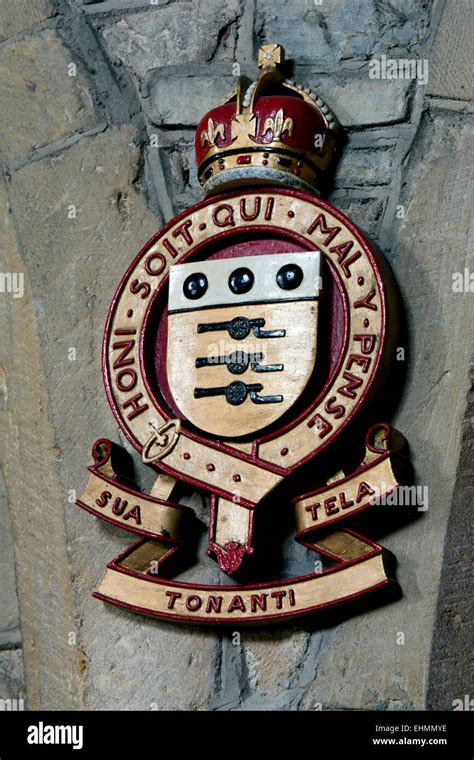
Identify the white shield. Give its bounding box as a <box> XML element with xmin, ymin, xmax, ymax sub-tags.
<box><xmin>167</xmin><ymin>251</ymin><xmax>322</xmax><ymax>438</ymax></box>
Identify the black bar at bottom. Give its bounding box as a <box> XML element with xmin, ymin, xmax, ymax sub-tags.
<box><xmin>0</xmin><ymin>710</ymin><xmax>472</xmax><ymax>757</ymax></box>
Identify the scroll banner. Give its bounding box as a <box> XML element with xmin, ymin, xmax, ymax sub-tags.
<box><xmin>293</xmin><ymin>430</ymin><xmax>408</xmax><ymax>556</ymax></box>
<box><xmin>78</xmin><ymin>426</ymin><xmax>409</xmax><ymax>624</ymax></box>
<box><xmin>76</xmin><ymin>439</ymin><xmax>191</xmax><ymax>552</ymax></box>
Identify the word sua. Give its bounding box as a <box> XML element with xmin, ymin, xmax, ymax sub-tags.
<box><xmin>96</xmin><ymin>490</ymin><xmax>141</xmax><ymax>524</ymax></box>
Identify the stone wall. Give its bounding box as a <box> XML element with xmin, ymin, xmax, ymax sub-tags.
<box><xmin>0</xmin><ymin>0</ymin><xmax>472</xmax><ymax>710</ymax></box>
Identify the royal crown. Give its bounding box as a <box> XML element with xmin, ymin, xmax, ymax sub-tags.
<box><xmin>195</xmin><ymin>43</ymin><xmax>340</xmax><ymax>196</ymax></box>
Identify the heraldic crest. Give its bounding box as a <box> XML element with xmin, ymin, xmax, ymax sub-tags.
<box><xmin>76</xmin><ymin>44</ymin><xmax>412</xmax><ymax>624</ymax></box>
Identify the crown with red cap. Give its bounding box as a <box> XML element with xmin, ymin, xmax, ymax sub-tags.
<box><xmin>195</xmin><ymin>43</ymin><xmax>340</xmax><ymax>196</ymax></box>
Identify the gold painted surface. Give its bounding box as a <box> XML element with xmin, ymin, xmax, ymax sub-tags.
<box><xmin>96</xmin><ymin>553</ymin><xmax>388</xmax><ymax>622</ymax></box>
<box><xmin>215</xmin><ymin>497</ymin><xmax>252</xmax><ymax>546</ymax></box>
<box><xmin>79</xmin><ymin>470</ymin><xmax>184</xmax><ymax>540</ymax></box>
<box><xmin>119</xmin><ymin>540</ymin><xmax>170</xmax><ymax>574</ymax></box>
<box><xmin>311</xmin><ymin>530</ymin><xmax>374</xmax><ymax>562</ymax></box>
<box><xmin>295</xmin><ymin>456</ymin><xmax>397</xmax><ymax>532</ymax></box>
<box><xmin>149</xmin><ymin>473</ymin><xmax>177</xmax><ymax>500</ymax></box>
<box><xmin>167</xmin><ymin>301</ymin><xmax>318</xmax><ymax>437</ymax></box>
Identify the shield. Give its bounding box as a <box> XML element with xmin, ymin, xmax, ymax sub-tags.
<box><xmin>167</xmin><ymin>251</ymin><xmax>321</xmax><ymax>438</ymax></box>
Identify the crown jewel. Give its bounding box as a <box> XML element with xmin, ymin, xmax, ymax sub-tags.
<box><xmin>195</xmin><ymin>44</ymin><xmax>340</xmax><ymax>196</ymax></box>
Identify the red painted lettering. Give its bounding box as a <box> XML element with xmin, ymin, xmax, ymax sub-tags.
<box><xmin>162</xmin><ymin>238</ymin><xmax>178</xmax><ymax>258</ymax></box>
<box><xmin>206</xmin><ymin>596</ymin><xmax>223</xmax><ymax>614</ymax></box>
<box><xmin>240</xmin><ymin>196</ymin><xmax>261</xmax><ymax>221</ymax></box>
<box><xmin>123</xmin><ymin>504</ymin><xmax>141</xmax><ymax>524</ymax></box>
<box><xmin>340</xmin><ymin>492</ymin><xmax>354</xmax><ymax>510</ymax></box>
<box><xmin>250</xmin><ymin>593</ymin><xmax>267</xmax><ymax>612</ymax></box>
<box><xmin>212</xmin><ymin>204</ymin><xmax>235</xmax><ymax>227</ymax></box>
<box><xmin>123</xmin><ymin>393</ymin><xmax>149</xmax><ymax>420</ymax></box>
<box><xmin>95</xmin><ymin>490</ymin><xmax>111</xmax><ymax>508</ymax></box>
<box><xmin>264</xmin><ymin>197</ymin><xmax>274</xmax><ymax>220</ymax></box>
<box><xmin>271</xmin><ymin>590</ymin><xmax>287</xmax><ymax>609</ymax></box>
<box><xmin>145</xmin><ymin>252</ymin><xmax>166</xmax><ymax>276</ymax></box>
<box><xmin>324</xmin><ymin>496</ymin><xmax>339</xmax><ymax>516</ymax></box>
<box><xmin>112</xmin><ymin>340</ymin><xmax>135</xmax><ymax>369</ymax></box>
<box><xmin>329</xmin><ymin>240</ymin><xmax>362</xmax><ymax>277</ymax></box>
<box><xmin>172</xmin><ymin>219</ymin><xmax>193</xmax><ymax>246</ymax></box>
<box><xmin>111</xmin><ymin>497</ymin><xmax>127</xmax><ymax>516</ymax></box>
<box><xmin>306</xmin><ymin>213</ymin><xmax>341</xmax><ymax>245</ymax></box>
<box><xmin>305</xmin><ymin>502</ymin><xmax>321</xmax><ymax>521</ymax></box>
<box><xmin>116</xmin><ymin>368</ymin><xmax>137</xmax><ymax>392</ymax></box>
<box><xmin>307</xmin><ymin>413</ymin><xmax>333</xmax><ymax>438</ymax></box>
<box><xmin>130</xmin><ymin>279</ymin><xmax>151</xmax><ymax>299</ymax></box>
<box><xmin>227</xmin><ymin>594</ymin><xmax>246</xmax><ymax>613</ymax></box>
<box><xmin>354</xmin><ymin>289</ymin><xmax>377</xmax><ymax>311</ymax></box>
<box><xmin>185</xmin><ymin>594</ymin><xmax>202</xmax><ymax>611</ymax></box>
<box><xmin>324</xmin><ymin>395</ymin><xmax>346</xmax><ymax>419</ymax></box>
<box><xmin>338</xmin><ymin>371</ymin><xmax>363</xmax><ymax>400</ymax></box>
<box><xmin>356</xmin><ymin>482</ymin><xmax>375</xmax><ymax>503</ymax></box>
<box><xmin>346</xmin><ymin>353</ymin><xmax>371</xmax><ymax>373</ymax></box>
<box><xmin>114</xmin><ymin>328</ymin><xmax>136</xmax><ymax>336</ymax></box>
<box><xmin>166</xmin><ymin>591</ymin><xmax>182</xmax><ymax>609</ymax></box>
<box><xmin>354</xmin><ymin>334</ymin><xmax>376</xmax><ymax>354</ymax></box>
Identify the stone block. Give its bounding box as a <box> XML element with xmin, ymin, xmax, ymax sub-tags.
<box><xmin>256</xmin><ymin>0</ymin><xmax>431</xmax><ymax>62</ymax></box>
<box><xmin>333</xmin><ymin>146</ymin><xmax>393</xmax><ymax>187</ymax></box>
<box><xmin>100</xmin><ymin>1</ymin><xmax>241</xmax><ymax>80</ymax></box>
<box><xmin>328</xmin><ymin>192</ymin><xmax>387</xmax><ymax>239</ymax></box>
<box><xmin>148</xmin><ymin>128</ymin><xmax>203</xmax><ymax>213</ymax></box>
<box><xmin>147</xmin><ymin>72</ymin><xmax>235</xmax><ymax>126</ymax></box>
<box><xmin>0</xmin><ymin>0</ymin><xmax>55</xmax><ymax>42</ymax></box>
<box><xmin>427</xmin><ymin>0</ymin><xmax>474</xmax><ymax>102</ymax></box>
<box><xmin>295</xmin><ymin>70</ymin><xmax>412</xmax><ymax>127</ymax></box>
<box><xmin>0</xmin><ymin>29</ymin><xmax>96</xmax><ymax>162</ymax></box>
